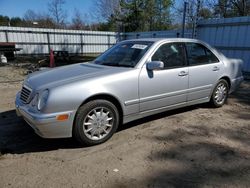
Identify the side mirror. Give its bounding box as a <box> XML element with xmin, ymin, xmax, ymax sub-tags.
<box><xmin>146</xmin><ymin>61</ymin><xmax>164</xmax><ymax>71</ymax></box>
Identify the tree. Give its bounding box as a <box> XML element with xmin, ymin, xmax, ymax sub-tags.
<box><xmin>213</xmin><ymin>0</ymin><xmax>250</xmax><ymax>17</ymax></box>
<box><xmin>70</xmin><ymin>9</ymin><xmax>86</xmax><ymax>30</ymax></box>
<box><xmin>199</xmin><ymin>7</ymin><xmax>213</xmax><ymax>19</ymax></box>
<box><xmin>0</xmin><ymin>15</ymin><xmax>10</xmax><ymax>26</ymax></box>
<box><xmin>143</xmin><ymin>0</ymin><xmax>155</xmax><ymax>30</ymax></box>
<box><xmin>172</xmin><ymin>0</ymin><xmax>213</xmax><ymax>29</ymax></box>
<box><xmin>0</xmin><ymin>15</ymin><xmax>25</xmax><ymax>27</ymax></box>
<box><xmin>213</xmin><ymin>0</ymin><xmax>232</xmax><ymax>17</ymax></box>
<box><xmin>92</xmin><ymin>0</ymin><xmax>173</xmax><ymax>32</ymax></box>
<box><xmin>23</xmin><ymin>9</ymin><xmax>38</xmax><ymax>21</ymax></box>
<box><xmin>90</xmin><ymin>0</ymin><xmax>120</xmax><ymax>32</ymax></box>
<box><xmin>93</xmin><ymin>0</ymin><xmax>120</xmax><ymax>22</ymax></box>
<box><xmin>231</xmin><ymin>0</ymin><xmax>250</xmax><ymax>16</ymax></box>
<box><xmin>23</xmin><ymin>9</ymin><xmax>56</xmax><ymax>28</ymax></box>
<box><xmin>119</xmin><ymin>0</ymin><xmax>173</xmax><ymax>32</ymax></box>
<box><xmin>97</xmin><ymin>18</ymin><xmax>116</xmax><ymax>31</ymax></box>
<box><xmin>48</xmin><ymin>0</ymin><xmax>67</xmax><ymax>27</ymax></box>
<box><xmin>153</xmin><ymin>0</ymin><xmax>173</xmax><ymax>30</ymax></box>
<box><xmin>10</xmin><ymin>17</ymin><xmax>24</xmax><ymax>26</ymax></box>
<box><xmin>119</xmin><ymin>0</ymin><xmax>144</xmax><ymax>32</ymax></box>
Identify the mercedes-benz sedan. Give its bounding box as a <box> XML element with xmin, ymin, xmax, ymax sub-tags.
<box><xmin>16</xmin><ymin>38</ymin><xmax>244</xmax><ymax>145</ymax></box>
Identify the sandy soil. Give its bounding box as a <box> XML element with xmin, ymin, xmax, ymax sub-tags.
<box><xmin>0</xmin><ymin>65</ymin><xmax>249</xmax><ymax>188</ymax></box>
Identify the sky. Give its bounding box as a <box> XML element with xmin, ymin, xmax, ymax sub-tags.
<box><xmin>0</xmin><ymin>0</ymin><xmax>95</xmax><ymax>22</ymax></box>
<box><xmin>0</xmin><ymin>0</ymin><xmax>185</xmax><ymax>24</ymax></box>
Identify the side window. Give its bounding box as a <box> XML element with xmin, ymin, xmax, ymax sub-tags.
<box><xmin>204</xmin><ymin>47</ymin><xmax>220</xmax><ymax>63</ymax></box>
<box><xmin>186</xmin><ymin>43</ymin><xmax>219</xmax><ymax>66</ymax></box>
<box><xmin>152</xmin><ymin>43</ymin><xmax>185</xmax><ymax>69</ymax></box>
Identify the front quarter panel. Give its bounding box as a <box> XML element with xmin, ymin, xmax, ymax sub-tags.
<box><xmin>43</xmin><ymin>69</ymin><xmax>140</xmax><ymax>117</ymax></box>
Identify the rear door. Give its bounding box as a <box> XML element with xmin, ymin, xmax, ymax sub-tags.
<box><xmin>185</xmin><ymin>42</ymin><xmax>223</xmax><ymax>102</ymax></box>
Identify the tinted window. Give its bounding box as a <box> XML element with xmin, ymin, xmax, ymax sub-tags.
<box><xmin>186</xmin><ymin>43</ymin><xmax>219</xmax><ymax>65</ymax></box>
<box><xmin>152</xmin><ymin>43</ymin><xmax>185</xmax><ymax>68</ymax></box>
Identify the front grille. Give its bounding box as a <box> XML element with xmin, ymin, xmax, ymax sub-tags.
<box><xmin>20</xmin><ymin>85</ymin><xmax>32</xmax><ymax>104</ymax></box>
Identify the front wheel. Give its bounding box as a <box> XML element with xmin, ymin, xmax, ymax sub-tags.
<box><xmin>210</xmin><ymin>79</ymin><xmax>229</xmax><ymax>107</ymax></box>
<box><xmin>73</xmin><ymin>100</ymin><xmax>119</xmax><ymax>146</ymax></box>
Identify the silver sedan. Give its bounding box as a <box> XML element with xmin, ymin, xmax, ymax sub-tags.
<box><xmin>16</xmin><ymin>38</ymin><xmax>244</xmax><ymax>145</ymax></box>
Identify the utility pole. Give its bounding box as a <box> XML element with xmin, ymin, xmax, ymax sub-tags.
<box><xmin>181</xmin><ymin>2</ymin><xmax>188</xmax><ymax>38</ymax></box>
<box><xmin>159</xmin><ymin>0</ymin><xmax>162</xmax><ymax>25</ymax></box>
<box><xmin>192</xmin><ymin>0</ymin><xmax>201</xmax><ymax>38</ymax></box>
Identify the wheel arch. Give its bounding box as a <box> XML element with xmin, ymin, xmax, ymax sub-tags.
<box><xmin>76</xmin><ymin>93</ymin><xmax>124</xmax><ymax>125</ymax></box>
<box><xmin>220</xmin><ymin>76</ymin><xmax>231</xmax><ymax>90</ymax></box>
<box><xmin>209</xmin><ymin>76</ymin><xmax>231</xmax><ymax>101</ymax></box>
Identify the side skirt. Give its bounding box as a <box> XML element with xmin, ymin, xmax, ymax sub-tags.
<box><xmin>123</xmin><ymin>97</ymin><xmax>210</xmax><ymax>124</ymax></box>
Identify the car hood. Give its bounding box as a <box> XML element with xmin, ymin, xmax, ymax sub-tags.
<box><xmin>25</xmin><ymin>63</ymin><xmax>129</xmax><ymax>91</ymax></box>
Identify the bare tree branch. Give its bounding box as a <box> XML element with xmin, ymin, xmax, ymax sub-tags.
<box><xmin>70</xmin><ymin>8</ymin><xmax>86</xmax><ymax>30</ymax></box>
<box><xmin>92</xmin><ymin>0</ymin><xmax>120</xmax><ymax>22</ymax></box>
<box><xmin>48</xmin><ymin>0</ymin><xmax>67</xmax><ymax>27</ymax></box>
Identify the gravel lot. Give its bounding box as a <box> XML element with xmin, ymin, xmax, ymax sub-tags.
<box><xmin>0</xmin><ymin>66</ymin><xmax>249</xmax><ymax>188</ymax></box>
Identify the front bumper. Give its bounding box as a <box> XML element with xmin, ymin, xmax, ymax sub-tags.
<box><xmin>15</xmin><ymin>92</ymin><xmax>75</xmax><ymax>138</ymax></box>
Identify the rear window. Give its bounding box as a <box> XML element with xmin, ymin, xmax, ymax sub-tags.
<box><xmin>186</xmin><ymin>43</ymin><xmax>219</xmax><ymax>65</ymax></box>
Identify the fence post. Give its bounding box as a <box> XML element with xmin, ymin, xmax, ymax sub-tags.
<box><xmin>108</xmin><ymin>34</ymin><xmax>111</xmax><ymax>48</ymax></box>
<box><xmin>120</xmin><ymin>32</ymin><xmax>126</xmax><ymax>41</ymax></box>
<box><xmin>80</xmin><ymin>33</ymin><xmax>83</xmax><ymax>55</ymax></box>
<box><xmin>5</xmin><ymin>30</ymin><xmax>9</xmax><ymax>42</ymax></box>
<box><xmin>117</xmin><ymin>32</ymin><xmax>123</xmax><ymax>42</ymax></box>
<box><xmin>47</xmin><ymin>32</ymin><xmax>50</xmax><ymax>54</ymax></box>
<box><xmin>181</xmin><ymin>2</ymin><xmax>188</xmax><ymax>38</ymax></box>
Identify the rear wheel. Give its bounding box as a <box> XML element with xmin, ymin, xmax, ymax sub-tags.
<box><xmin>210</xmin><ymin>79</ymin><xmax>229</xmax><ymax>107</ymax></box>
<box><xmin>73</xmin><ymin>100</ymin><xmax>119</xmax><ymax>146</ymax></box>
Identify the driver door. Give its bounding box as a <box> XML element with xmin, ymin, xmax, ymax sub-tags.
<box><xmin>139</xmin><ymin>42</ymin><xmax>188</xmax><ymax>112</ymax></box>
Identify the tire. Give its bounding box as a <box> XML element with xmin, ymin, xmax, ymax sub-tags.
<box><xmin>210</xmin><ymin>79</ymin><xmax>229</xmax><ymax>108</ymax></box>
<box><xmin>73</xmin><ymin>100</ymin><xmax>119</xmax><ymax>146</ymax></box>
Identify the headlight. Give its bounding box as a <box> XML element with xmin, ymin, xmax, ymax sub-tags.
<box><xmin>31</xmin><ymin>93</ymin><xmax>39</xmax><ymax>107</ymax></box>
<box><xmin>37</xmin><ymin>89</ymin><xmax>49</xmax><ymax>111</ymax></box>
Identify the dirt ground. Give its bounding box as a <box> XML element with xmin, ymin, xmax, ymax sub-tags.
<box><xmin>0</xmin><ymin>65</ymin><xmax>250</xmax><ymax>188</ymax></box>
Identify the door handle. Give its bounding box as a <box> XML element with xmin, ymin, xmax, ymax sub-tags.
<box><xmin>178</xmin><ymin>71</ymin><xmax>188</xmax><ymax>76</ymax></box>
<box><xmin>212</xmin><ymin>66</ymin><xmax>220</xmax><ymax>71</ymax></box>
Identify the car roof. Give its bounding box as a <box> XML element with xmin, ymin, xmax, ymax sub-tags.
<box><xmin>123</xmin><ymin>38</ymin><xmax>202</xmax><ymax>43</ymax></box>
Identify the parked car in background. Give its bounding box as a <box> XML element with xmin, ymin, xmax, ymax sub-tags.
<box><xmin>15</xmin><ymin>38</ymin><xmax>244</xmax><ymax>146</ymax></box>
<box><xmin>0</xmin><ymin>54</ymin><xmax>7</xmax><ymax>64</ymax></box>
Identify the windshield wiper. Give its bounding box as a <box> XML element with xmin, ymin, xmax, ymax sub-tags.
<box><xmin>117</xmin><ymin>64</ymin><xmax>134</xmax><ymax>67</ymax></box>
<box><xmin>101</xmin><ymin>62</ymin><xmax>117</xmax><ymax>66</ymax></box>
<box><xmin>101</xmin><ymin>62</ymin><xmax>134</xmax><ymax>68</ymax></box>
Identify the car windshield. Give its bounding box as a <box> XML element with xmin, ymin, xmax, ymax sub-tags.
<box><xmin>93</xmin><ymin>41</ymin><xmax>153</xmax><ymax>67</ymax></box>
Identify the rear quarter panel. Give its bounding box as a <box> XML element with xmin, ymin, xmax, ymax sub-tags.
<box><xmin>224</xmin><ymin>58</ymin><xmax>243</xmax><ymax>79</ymax></box>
